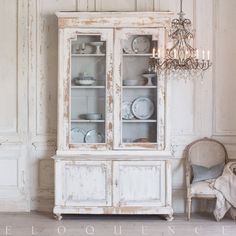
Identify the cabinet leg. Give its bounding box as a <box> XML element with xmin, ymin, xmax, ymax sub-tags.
<box><xmin>165</xmin><ymin>214</ymin><xmax>174</xmax><ymax>221</ymax></box>
<box><xmin>54</xmin><ymin>214</ymin><xmax>63</xmax><ymax>221</ymax></box>
<box><xmin>187</xmin><ymin>198</ymin><xmax>192</xmax><ymax>221</ymax></box>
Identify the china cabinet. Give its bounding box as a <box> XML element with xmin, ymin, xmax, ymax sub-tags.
<box><xmin>53</xmin><ymin>12</ymin><xmax>173</xmax><ymax>221</ymax></box>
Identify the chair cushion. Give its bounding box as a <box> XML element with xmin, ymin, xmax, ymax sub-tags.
<box><xmin>192</xmin><ymin>162</ymin><xmax>225</xmax><ymax>183</ymax></box>
<box><xmin>190</xmin><ymin>180</ymin><xmax>215</xmax><ymax>195</ymax></box>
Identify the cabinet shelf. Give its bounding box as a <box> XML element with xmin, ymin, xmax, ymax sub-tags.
<box><xmin>123</xmin><ymin>53</ymin><xmax>152</xmax><ymax>57</ymax></box>
<box><xmin>72</xmin><ymin>53</ymin><xmax>106</xmax><ymax>57</ymax></box>
<box><xmin>123</xmin><ymin>86</ymin><xmax>157</xmax><ymax>89</ymax></box>
<box><xmin>122</xmin><ymin>120</ymin><xmax>157</xmax><ymax>123</ymax></box>
<box><xmin>71</xmin><ymin>86</ymin><xmax>105</xmax><ymax>89</ymax></box>
<box><xmin>71</xmin><ymin>120</ymin><xmax>105</xmax><ymax>123</ymax></box>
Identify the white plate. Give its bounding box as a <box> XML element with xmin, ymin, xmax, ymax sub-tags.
<box><xmin>132</xmin><ymin>36</ymin><xmax>151</xmax><ymax>54</ymax></box>
<box><xmin>122</xmin><ymin>101</ymin><xmax>134</xmax><ymax>120</ymax></box>
<box><xmin>85</xmin><ymin>129</ymin><xmax>103</xmax><ymax>143</ymax></box>
<box><xmin>131</xmin><ymin>97</ymin><xmax>154</xmax><ymax>120</ymax></box>
<box><xmin>71</xmin><ymin>128</ymin><xmax>86</xmax><ymax>143</ymax></box>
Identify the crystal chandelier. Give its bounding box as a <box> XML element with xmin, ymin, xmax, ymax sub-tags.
<box><xmin>151</xmin><ymin>0</ymin><xmax>212</xmax><ymax>80</ymax></box>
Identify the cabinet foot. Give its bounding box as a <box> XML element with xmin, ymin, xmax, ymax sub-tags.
<box><xmin>54</xmin><ymin>214</ymin><xmax>63</xmax><ymax>221</ymax></box>
<box><xmin>165</xmin><ymin>214</ymin><xmax>174</xmax><ymax>221</ymax></box>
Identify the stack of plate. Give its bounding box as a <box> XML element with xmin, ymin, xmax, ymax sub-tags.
<box><xmin>74</xmin><ymin>72</ymin><xmax>96</xmax><ymax>86</ymax></box>
<box><xmin>74</xmin><ymin>77</ymin><xmax>95</xmax><ymax>86</ymax></box>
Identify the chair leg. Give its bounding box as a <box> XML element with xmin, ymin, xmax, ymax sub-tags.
<box><xmin>187</xmin><ymin>198</ymin><xmax>192</xmax><ymax>221</ymax></box>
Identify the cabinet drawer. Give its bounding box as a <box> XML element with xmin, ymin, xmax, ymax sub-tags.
<box><xmin>56</xmin><ymin>161</ymin><xmax>112</xmax><ymax>207</ymax></box>
<box><xmin>113</xmin><ymin>161</ymin><xmax>166</xmax><ymax>207</ymax></box>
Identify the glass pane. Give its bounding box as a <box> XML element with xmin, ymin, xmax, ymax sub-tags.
<box><xmin>121</xmin><ymin>34</ymin><xmax>158</xmax><ymax>144</ymax></box>
<box><xmin>70</xmin><ymin>35</ymin><xmax>106</xmax><ymax>144</ymax></box>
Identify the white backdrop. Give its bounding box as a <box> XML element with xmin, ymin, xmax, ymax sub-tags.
<box><xmin>0</xmin><ymin>0</ymin><xmax>235</xmax><ymax>213</ymax></box>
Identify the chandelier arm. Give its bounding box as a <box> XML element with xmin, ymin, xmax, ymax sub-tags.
<box><xmin>169</xmin><ymin>40</ymin><xmax>180</xmax><ymax>55</ymax></box>
<box><xmin>183</xmin><ymin>38</ymin><xmax>195</xmax><ymax>52</ymax></box>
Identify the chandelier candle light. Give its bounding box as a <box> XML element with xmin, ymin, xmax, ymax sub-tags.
<box><xmin>151</xmin><ymin>0</ymin><xmax>212</xmax><ymax>79</ymax></box>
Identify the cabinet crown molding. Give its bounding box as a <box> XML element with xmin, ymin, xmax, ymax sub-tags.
<box><xmin>56</xmin><ymin>11</ymin><xmax>173</xmax><ymax>28</ymax></box>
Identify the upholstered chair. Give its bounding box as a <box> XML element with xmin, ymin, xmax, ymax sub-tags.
<box><xmin>185</xmin><ymin>137</ymin><xmax>228</xmax><ymax>220</ymax></box>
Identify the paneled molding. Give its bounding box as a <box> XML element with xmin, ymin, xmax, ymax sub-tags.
<box><xmin>136</xmin><ymin>0</ymin><xmax>154</xmax><ymax>11</ymax></box>
<box><xmin>95</xmin><ymin>0</ymin><xmax>136</xmax><ymax>11</ymax></box>
<box><xmin>213</xmin><ymin>0</ymin><xmax>236</xmax><ymax>136</ymax></box>
<box><xmin>0</xmin><ymin>0</ymin><xmax>28</xmax><ymax>143</ymax></box>
<box><xmin>29</xmin><ymin>0</ymin><xmax>77</xmax><ymax>143</ymax></box>
<box><xmin>0</xmin><ymin>0</ymin><xmax>29</xmax><ymax>212</ymax></box>
<box><xmin>153</xmin><ymin>0</ymin><xmax>160</xmax><ymax>11</ymax></box>
<box><xmin>77</xmin><ymin>0</ymin><xmax>88</xmax><ymax>11</ymax></box>
<box><xmin>77</xmin><ymin>0</ymin><xmax>96</xmax><ymax>11</ymax></box>
<box><xmin>0</xmin><ymin>144</ymin><xmax>29</xmax><ymax>211</ymax></box>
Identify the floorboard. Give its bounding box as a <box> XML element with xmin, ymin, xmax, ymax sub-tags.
<box><xmin>0</xmin><ymin>212</ymin><xmax>235</xmax><ymax>236</ymax></box>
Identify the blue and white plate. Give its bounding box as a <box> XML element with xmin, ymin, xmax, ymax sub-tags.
<box><xmin>71</xmin><ymin>128</ymin><xmax>86</xmax><ymax>143</ymax></box>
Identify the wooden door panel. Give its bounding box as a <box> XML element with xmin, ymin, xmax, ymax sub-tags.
<box><xmin>113</xmin><ymin>161</ymin><xmax>166</xmax><ymax>207</ymax></box>
<box><xmin>62</xmin><ymin>161</ymin><xmax>112</xmax><ymax>206</ymax></box>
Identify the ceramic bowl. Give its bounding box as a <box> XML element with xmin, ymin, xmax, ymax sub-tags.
<box><xmin>123</xmin><ymin>78</ymin><xmax>147</xmax><ymax>86</ymax></box>
<box><xmin>84</xmin><ymin>113</ymin><xmax>102</xmax><ymax>120</ymax></box>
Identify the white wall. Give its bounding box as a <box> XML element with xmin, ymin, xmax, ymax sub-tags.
<box><xmin>0</xmin><ymin>0</ymin><xmax>235</xmax><ymax>213</ymax></box>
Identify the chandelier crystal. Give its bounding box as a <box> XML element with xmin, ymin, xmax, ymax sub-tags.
<box><xmin>151</xmin><ymin>0</ymin><xmax>212</xmax><ymax>80</ymax></box>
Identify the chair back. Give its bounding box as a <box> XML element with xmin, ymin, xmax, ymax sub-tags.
<box><xmin>185</xmin><ymin>137</ymin><xmax>228</xmax><ymax>184</ymax></box>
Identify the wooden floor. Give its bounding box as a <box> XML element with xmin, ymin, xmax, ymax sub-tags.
<box><xmin>0</xmin><ymin>212</ymin><xmax>235</xmax><ymax>236</ymax></box>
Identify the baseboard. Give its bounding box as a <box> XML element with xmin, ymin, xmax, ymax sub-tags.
<box><xmin>0</xmin><ymin>198</ymin><xmax>30</xmax><ymax>212</ymax></box>
<box><xmin>31</xmin><ymin>196</ymin><xmax>54</xmax><ymax>213</ymax></box>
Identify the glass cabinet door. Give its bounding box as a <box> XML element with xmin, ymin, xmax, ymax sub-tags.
<box><xmin>114</xmin><ymin>28</ymin><xmax>166</xmax><ymax>150</ymax></box>
<box><xmin>64</xmin><ymin>29</ymin><xmax>113</xmax><ymax>150</ymax></box>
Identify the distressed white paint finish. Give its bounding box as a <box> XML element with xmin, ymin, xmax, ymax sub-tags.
<box><xmin>54</xmin><ymin>158</ymin><xmax>172</xmax><ymax>217</ymax></box>
<box><xmin>57</xmin><ymin>12</ymin><xmax>172</xmax><ymax>29</ymax></box>
<box><xmin>54</xmin><ymin>12</ymin><xmax>173</xmax><ymax>219</ymax></box>
<box><xmin>62</xmin><ymin>161</ymin><xmax>111</xmax><ymax>206</ymax></box>
<box><xmin>28</xmin><ymin>0</ymin><xmax>196</xmax><ymax>214</ymax></box>
<box><xmin>113</xmin><ymin>161</ymin><xmax>166</xmax><ymax>207</ymax></box>
<box><xmin>55</xmin><ymin>160</ymin><xmax>111</xmax><ymax>207</ymax></box>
